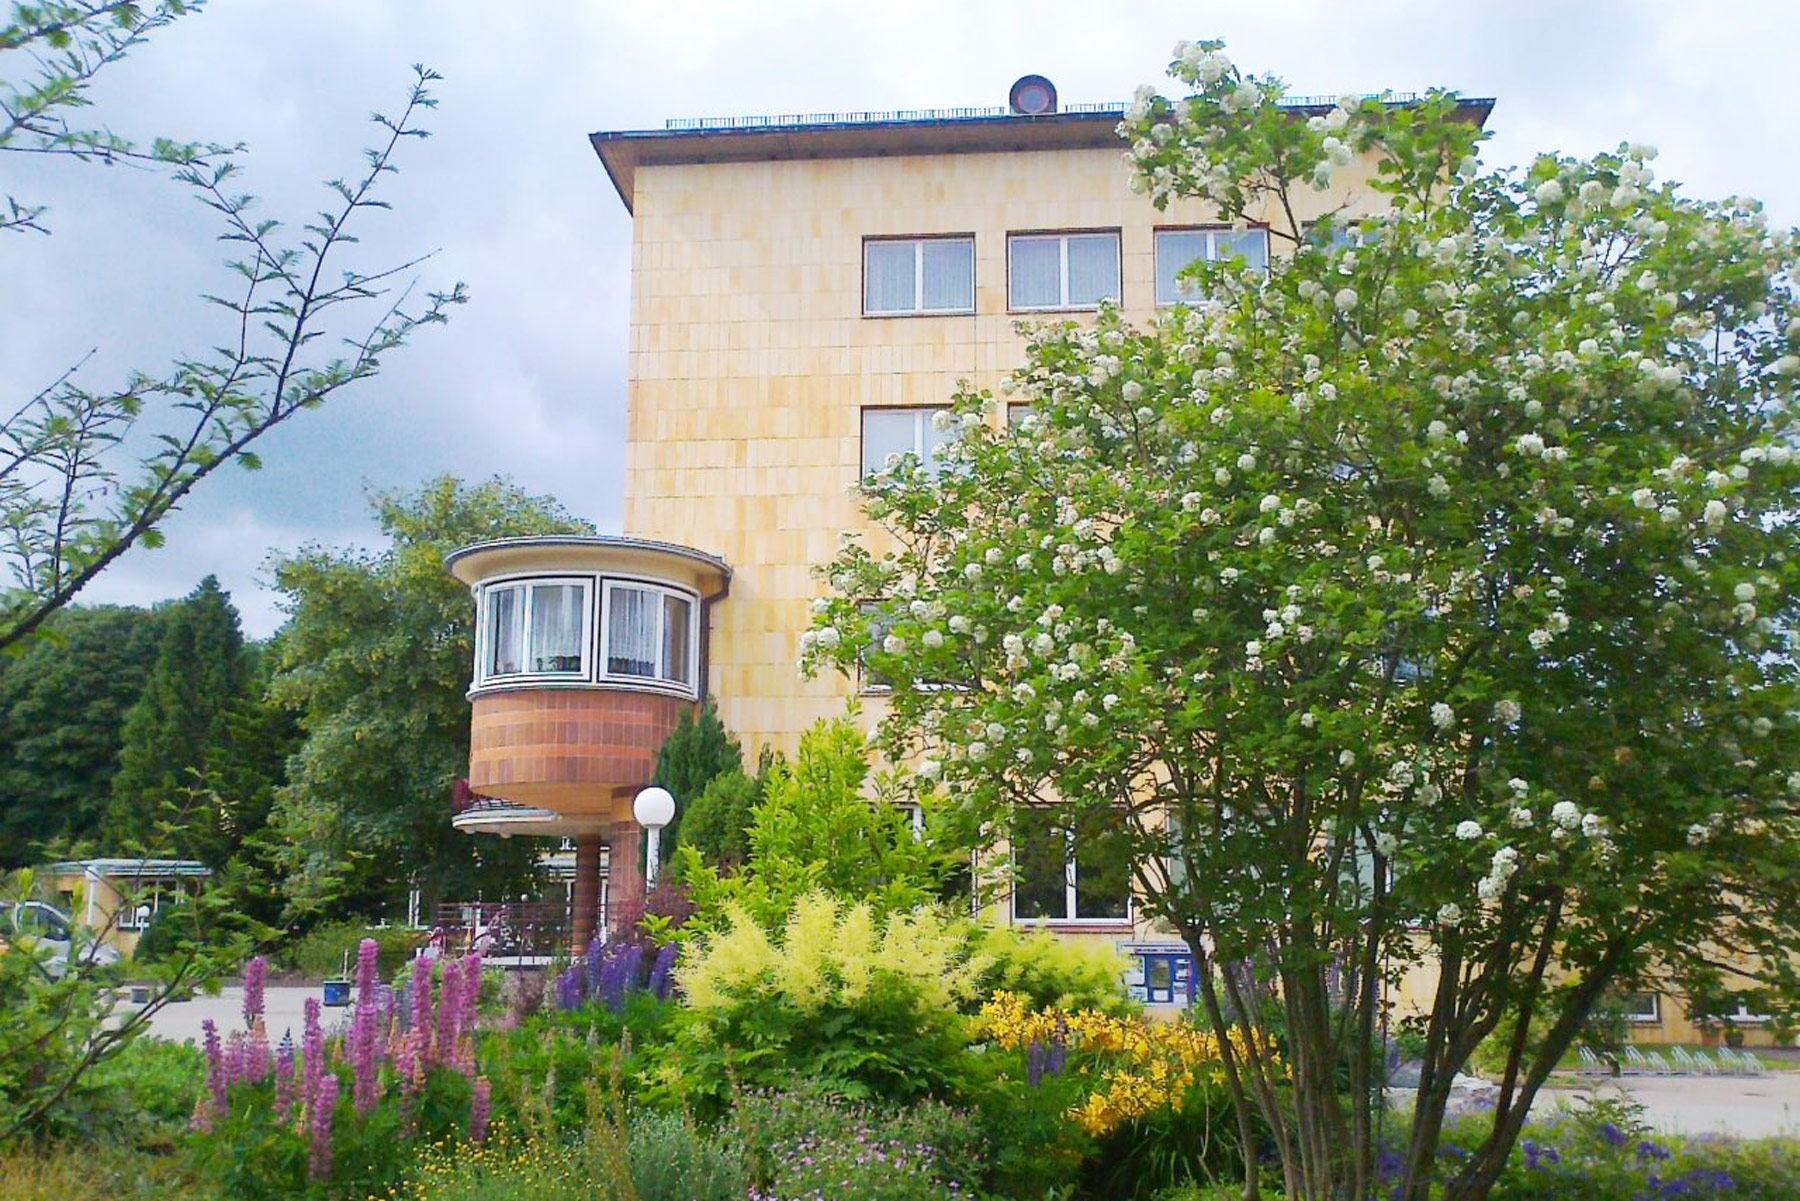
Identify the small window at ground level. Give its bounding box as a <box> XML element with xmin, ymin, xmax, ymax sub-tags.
<box><xmin>1155</xmin><ymin>227</ymin><xmax>1270</xmax><ymax>305</ymax></box>
<box><xmin>1623</xmin><ymin>992</ymin><xmax>1661</xmax><ymax>1023</ymax></box>
<box><xmin>864</xmin><ymin>237</ymin><xmax>975</xmax><ymax>316</ymax></box>
<box><xmin>1009</xmin><ymin>232</ymin><xmax>1121</xmax><ymax>311</ymax></box>
<box><xmin>861</xmin><ymin>407</ymin><xmax>958</xmax><ymax>478</ymax></box>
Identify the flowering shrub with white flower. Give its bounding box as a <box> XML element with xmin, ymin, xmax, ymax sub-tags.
<box><xmin>801</xmin><ymin>38</ymin><xmax>1800</xmax><ymax>1201</ymax></box>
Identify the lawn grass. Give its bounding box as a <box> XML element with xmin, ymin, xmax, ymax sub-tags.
<box><xmin>0</xmin><ymin>1142</ymin><xmax>220</xmax><ymax>1201</ymax></box>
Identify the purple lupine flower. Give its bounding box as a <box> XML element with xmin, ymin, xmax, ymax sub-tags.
<box><xmin>308</xmin><ymin>1073</ymin><xmax>338</xmax><ymax>1182</ymax></box>
<box><xmin>356</xmin><ymin>938</ymin><xmax>379</xmax><ymax>1006</ymax></box>
<box><xmin>376</xmin><ymin>983</ymin><xmax>396</xmax><ymax>1056</ymax></box>
<box><xmin>599</xmin><ymin>943</ymin><xmax>642</xmax><ymax>1014</ymax></box>
<box><xmin>242</xmin><ymin>955</ymin><xmax>268</xmax><ymax>1030</ymax></box>
<box><xmin>1026</xmin><ymin>1040</ymin><xmax>1046</xmax><ymax>1089</ymax></box>
<box><xmin>470</xmin><ymin>1076</ymin><xmax>492</xmax><ymax>1145</ymax></box>
<box><xmin>555</xmin><ymin>964</ymin><xmax>582</xmax><ymax>1011</ymax></box>
<box><xmin>433</xmin><ymin>959</ymin><xmax>459</xmax><ymax>1068</ymax></box>
<box><xmin>245</xmin><ymin>1026</ymin><xmax>271</xmax><ymax>1084</ymax></box>
<box><xmin>301</xmin><ymin>997</ymin><xmax>324</xmax><ymax>1123</ymax></box>
<box><xmin>224</xmin><ymin>1029</ymin><xmax>247</xmax><ymax>1088</ymax></box>
<box><xmin>584</xmin><ymin>935</ymin><xmax>605</xmax><ymax>997</ymax></box>
<box><xmin>647</xmin><ymin>944</ymin><xmax>678</xmax><ymax>1000</ymax></box>
<box><xmin>409</xmin><ymin>955</ymin><xmax>433</xmax><ymax>1037</ymax></box>
<box><xmin>274</xmin><ymin>1033</ymin><xmax>297</xmax><ymax>1122</ymax></box>
<box><xmin>201</xmin><ymin>1019</ymin><xmax>228</xmax><ymax>1120</ymax></box>
<box><xmin>350</xmin><ymin>1001</ymin><xmax>380</xmax><ymax>1114</ymax></box>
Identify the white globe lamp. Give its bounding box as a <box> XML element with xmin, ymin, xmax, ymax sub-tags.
<box><xmin>633</xmin><ymin>786</ymin><xmax>677</xmax><ymax>889</ymax></box>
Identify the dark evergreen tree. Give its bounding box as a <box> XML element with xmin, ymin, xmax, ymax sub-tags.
<box><xmin>0</xmin><ymin>605</ymin><xmax>166</xmax><ymax>866</ymax></box>
<box><xmin>649</xmin><ymin>699</ymin><xmax>744</xmax><ymax>852</ymax></box>
<box><xmin>106</xmin><ymin>576</ymin><xmax>249</xmax><ymax>854</ymax></box>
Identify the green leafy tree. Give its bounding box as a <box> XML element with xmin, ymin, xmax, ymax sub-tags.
<box><xmin>650</xmin><ymin>698</ymin><xmax>743</xmax><ymax>852</ymax></box>
<box><xmin>676</xmin><ymin>712</ymin><xmax>972</xmax><ymax>932</ymax></box>
<box><xmin>266</xmin><ymin>476</ymin><xmax>591</xmax><ymax>919</ymax></box>
<box><xmin>677</xmin><ymin>764</ymin><xmax>766</xmax><ymax>871</ymax></box>
<box><xmin>106</xmin><ymin>574</ymin><xmax>248</xmax><ymax>852</ymax></box>
<box><xmin>804</xmin><ymin>39</ymin><xmax>1800</xmax><ymax>1201</ymax></box>
<box><xmin>0</xmin><ymin>603</ymin><xmax>164</xmax><ymax>864</ymax></box>
<box><xmin>1</xmin><ymin>1</ymin><xmax>464</xmax><ymax>653</ymax></box>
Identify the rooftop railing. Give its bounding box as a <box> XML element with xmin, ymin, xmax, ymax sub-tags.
<box><xmin>660</xmin><ymin>93</ymin><xmax>1444</xmax><ymax>132</ymax></box>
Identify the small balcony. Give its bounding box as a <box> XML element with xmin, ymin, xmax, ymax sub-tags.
<box><xmin>445</xmin><ymin>535</ymin><xmax>730</xmax><ymax>948</ymax></box>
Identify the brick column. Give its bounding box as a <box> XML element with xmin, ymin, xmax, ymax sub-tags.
<box><xmin>570</xmin><ymin>834</ymin><xmax>604</xmax><ymax>954</ymax></box>
<box><xmin>606</xmin><ymin>824</ymin><xmax>643</xmax><ymax>942</ymax></box>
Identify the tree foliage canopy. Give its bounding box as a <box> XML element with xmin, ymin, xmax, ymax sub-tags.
<box><xmin>266</xmin><ymin>476</ymin><xmax>591</xmax><ymax>918</ymax></box>
<box><xmin>804</xmin><ymin>39</ymin><xmax>1800</xmax><ymax>1201</ymax></box>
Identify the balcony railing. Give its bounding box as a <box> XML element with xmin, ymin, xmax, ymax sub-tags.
<box><xmin>434</xmin><ymin>901</ymin><xmax>571</xmax><ymax>958</ymax></box>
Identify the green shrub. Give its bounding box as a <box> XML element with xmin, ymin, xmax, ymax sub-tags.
<box><xmin>736</xmin><ymin>1079</ymin><xmax>985</xmax><ymax>1201</ymax></box>
<box><xmin>626</xmin><ymin>1109</ymin><xmax>746</xmax><ymax>1201</ymax></box>
<box><xmin>974</xmin><ymin>923</ymin><xmax>1134</xmax><ymax>1014</ymax></box>
<box><xmin>131</xmin><ymin>900</ymin><xmax>197</xmax><ymax>963</ymax></box>
<box><xmin>676</xmin><ymin>769</ymin><xmax>762</xmax><ymax>869</ymax></box>
<box><xmin>80</xmin><ymin>1036</ymin><xmax>206</xmax><ymax>1147</ymax></box>
<box><xmin>388</xmin><ymin>1136</ymin><xmax>593</xmax><ymax>1201</ymax></box>
<box><xmin>478</xmin><ymin>994</ymin><xmax>676</xmax><ymax>1141</ymax></box>
<box><xmin>662</xmin><ymin>894</ymin><xmax>987</xmax><ymax>1110</ymax></box>
<box><xmin>280</xmin><ymin>921</ymin><xmax>422</xmax><ymax>980</ymax></box>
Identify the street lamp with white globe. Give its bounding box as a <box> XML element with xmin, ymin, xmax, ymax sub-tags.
<box><xmin>633</xmin><ymin>786</ymin><xmax>676</xmax><ymax>890</ymax></box>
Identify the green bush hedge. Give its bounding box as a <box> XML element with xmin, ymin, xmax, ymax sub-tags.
<box><xmin>279</xmin><ymin>921</ymin><xmax>423</xmax><ymax>980</ymax></box>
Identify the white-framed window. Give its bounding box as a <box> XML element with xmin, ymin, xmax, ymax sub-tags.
<box><xmin>861</xmin><ymin>407</ymin><xmax>957</xmax><ymax>478</ymax></box>
<box><xmin>1011</xmin><ymin>810</ymin><xmax>1131</xmax><ymax>924</ymax></box>
<box><xmin>601</xmin><ymin>581</ymin><xmax>696</xmax><ymax>691</ymax></box>
<box><xmin>863</xmin><ymin>236</ymin><xmax>975</xmax><ymax>316</ymax></box>
<box><xmin>480</xmin><ymin>578</ymin><xmax>592</xmax><ymax>682</ymax></box>
<box><xmin>1155</xmin><ymin>227</ymin><xmax>1270</xmax><ymax>305</ymax></box>
<box><xmin>1008</xmin><ymin>231</ymin><xmax>1121</xmax><ymax>311</ymax></box>
<box><xmin>1623</xmin><ymin>992</ymin><xmax>1661</xmax><ymax>1023</ymax></box>
<box><xmin>1721</xmin><ymin>999</ymin><xmax>1771</xmax><ymax>1024</ymax></box>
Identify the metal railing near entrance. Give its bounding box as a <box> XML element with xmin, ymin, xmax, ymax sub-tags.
<box><xmin>434</xmin><ymin>901</ymin><xmax>571</xmax><ymax>962</ymax></box>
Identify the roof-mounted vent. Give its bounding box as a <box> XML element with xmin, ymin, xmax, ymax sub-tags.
<box><xmin>1008</xmin><ymin>75</ymin><xmax>1057</xmax><ymax>116</ymax></box>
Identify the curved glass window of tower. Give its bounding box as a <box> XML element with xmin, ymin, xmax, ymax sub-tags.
<box><xmin>605</xmin><ymin>582</ymin><xmax>695</xmax><ymax>689</ymax></box>
<box><xmin>485</xmin><ymin>579</ymin><xmax>589</xmax><ymax>679</ymax></box>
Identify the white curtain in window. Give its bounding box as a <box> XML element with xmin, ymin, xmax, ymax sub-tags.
<box><xmin>1066</xmin><ymin>234</ymin><xmax>1120</xmax><ymax>306</ymax></box>
<box><xmin>1219</xmin><ymin>228</ymin><xmax>1269</xmax><ymax>272</ymax></box>
<box><xmin>662</xmin><ymin>594</ymin><xmax>692</xmax><ymax>685</ymax></box>
<box><xmin>861</xmin><ymin>409</ymin><xmax>919</xmax><ymax>476</ymax></box>
<box><xmin>529</xmin><ymin>583</ymin><xmax>584</xmax><ymax>673</ymax></box>
<box><xmin>921</xmin><ymin>408</ymin><xmax>957</xmax><ymax>476</ymax></box>
<box><xmin>864</xmin><ymin>241</ymin><xmax>917</xmax><ymax>313</ymax></box>
<box><xmin>921</xmin><ymin>239</ymin><xmax>974</xmax><ymax>311</ymax></box>
<box><xmin>607</xmin><ymin>586</ymin><xmax>658</xmax><ymax>677</ymax></box>
<box><xmin>1155</xmin><ymin>231</ymin><xmax>1209</xmax><ymax>304</ymax></box>
<box><xmin>1008</xmin><ymin>238</ymin><xmax>1061</xmax><ymax>308</ymax></box>
<box><xmin>486</xmin><ymin>586</ymin><xmax>524</xmax><ymax>676</ymax></box>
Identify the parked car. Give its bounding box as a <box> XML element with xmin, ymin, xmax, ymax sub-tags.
<box><xmin>0</xmin><ymin>900</ymin><xmax>122</xmax><ymax>979</ymax></box>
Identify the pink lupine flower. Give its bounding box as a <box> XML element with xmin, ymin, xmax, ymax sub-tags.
<box><xmin>350</xmin><ymin>1000</ymin><xmax>381</xmax><ymax>1115</ymax></box>
<box><xmin>356</xmin><ymin>937</ymin><xmax>379</xmax><ymax>1006</ymax></box>
<box><xmin>301</xmin><ymin>997</ymin><xmax>324</xmax><ymax>1124</ymax></box>
<box><xmin>242</xmin><ymin>955</ymin><xmax>268</xmax><ymax>1029</ymax></box>
<box><xmin>274</xmin><ymin>1033</ymin><xmax>297</xmax><ymax>1122</ymax></box>
<box><xmin>201</xmin><ymin>1019</ymin><xmax>228</xmax><ymax>1121</ymax></box>
<box><xmin>395</xmin><ymin>1029</ymin><xmax>423</xmax><ymax>1137</ymax></box>
<box><xmin>309</xmin><ymin>1073</ymin><xmax>338</xmax><ymax>1182</ymax></box>
<box><xmin>470</xmin><ymin>1076</ymin><xmax>492</xmax><ymax>1145</ymax></box>
<box><xmin>245</xmin><ymin>1026</ymin><xmax>271</xmax><ymax>1084</ymax></box>
<box><xmin>433</xmin><ymin>960</ymin><xmax>458</xmax><ymax>1068</ymax></box>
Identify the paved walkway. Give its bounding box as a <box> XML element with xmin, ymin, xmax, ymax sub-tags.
<box><xmin>1537</xmin><ymin>1074</ymin><xmax>1800</xmax><ymax>1138</ymax></box>
<box><xmin>134</xmin><ymin>985</ymin><xmax>346</xmax><ymax>1045</ymax></box>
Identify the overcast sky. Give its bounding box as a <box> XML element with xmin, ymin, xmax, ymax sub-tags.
<box><xmin>7</xmin><ymin>0</ymin><xmax>1797</xmax><ymax>637</ymax></box>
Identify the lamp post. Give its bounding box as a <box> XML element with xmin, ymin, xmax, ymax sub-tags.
<box><xmin>633</xmin><ymin>786</ymin><xmax>676</xmax><ymax>891</ymax></box>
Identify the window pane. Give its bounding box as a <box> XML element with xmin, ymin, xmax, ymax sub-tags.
<box><xmin>920</xmin><ymin>239</ymin><xmax>974</xmax><ymax>311</ymax></box>
<box><xmin>1066</xmin><ymin>234</ymin><xmax>1120</xmax><ymax>306</ymax></box>
<box><xmin>862</xmin><ymin>409</ymin><xmax>919</xmax><ymax>476</ymax></box>
<box><xmin>606</xmin><ymin>586</ymin><xmax>658</xmax><ymax>677</ymax></box>
<box><xmin>486</xmin><ymin>586</ymin><xmax>524</xmax><ymax>676</ymax></box>
<box><xmin>1156</xmin><ymin>231</ymin><xmax>1209</xmax><ymax>304</ymax></box>
<box><xmin>662</xmin><ymin>594</ymin><xmax>692</xmax><ymax>686</ymax></box>
<box><xmin>1074</xmin><ymin>824</ymin><xmax>1131</xmax><ymax>919</ymax></box>
<box><xmin>1006</xmin><ymin>403</ymin><xmax>1033</xmax><ymax>428</ymax></box>
<box><xmin>1013</xmin><ymin>811</ymin><xmax>1069</xmax><ymax>920</ymax></box>
<box><xmin>864</xmin><ymin>241</ymin><xmax>917</xmax><ymax>314</ymax></box>
<box><xmin>859</xmin><ymin>602</ymin><xmax>895</xmax><ymax>691</ymax></box>
<box><xmin>1218</xmin><ymin>229</ymin><xmax>1269</xmax><ymax>272</ymax></box>
<box><xmin>529</xmin><ymin>583</ymin><xmax>584</xmax><ymax>673</ymax></box>
<box><xmin>1009</xmin><ymin>238</ymin><xmax>1061</xmax><ymax>309</ymax></box>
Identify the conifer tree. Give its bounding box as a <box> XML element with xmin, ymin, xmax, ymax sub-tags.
<box><xmin>107</xmin><ymin>575</ymin><xmax>249</xmax><ymax>853</ymax></box>
<box><xmin>649</xmin><ymin>699</ymin><xmax>744</xmax><ymax>851</ymax></box>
